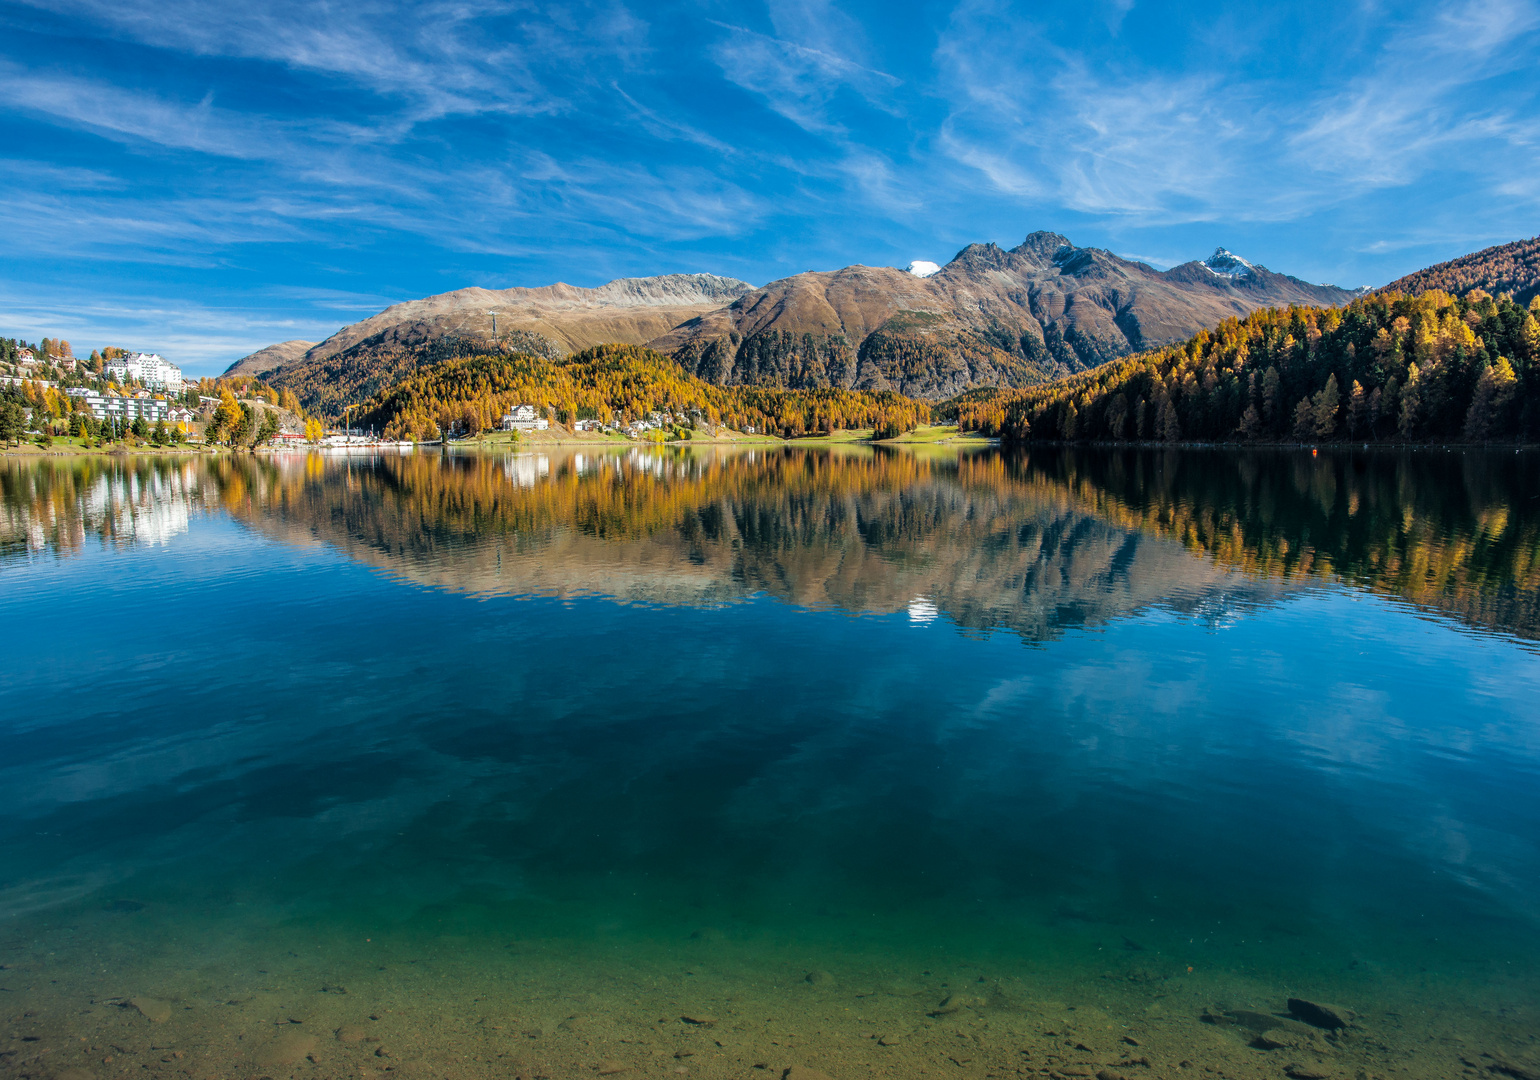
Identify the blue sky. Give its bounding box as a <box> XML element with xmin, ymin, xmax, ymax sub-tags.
<box><xmin>2</xmin><ymin>0</ymin><xmax>1538</xmax><ymax>375</ymax></box>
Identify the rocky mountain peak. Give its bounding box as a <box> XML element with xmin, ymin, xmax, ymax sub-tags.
<box><xmin>947</xmin><ymin>242</ymin><xmax>1011</xmax><ymax>273</ymax></box>
<box><xmin>589</xmin><ymin>273</ymin><xmax>754</xmax><ymax>307</ymax></box>
<box><xmin>1202</xmin><ymin>248</ymin><xmax>1255</xmax><ymax>279</ymax></box>
<box><xmin>1013</xmin><ymin>231</ymin><xmax>1075</xmax><ymax>262</ymax></box>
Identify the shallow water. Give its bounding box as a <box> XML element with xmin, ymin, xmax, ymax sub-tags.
<box><xmin>2</xmin><ymin>446</ymin><xmax>1538</xmax><ymax>1080</ymax></box>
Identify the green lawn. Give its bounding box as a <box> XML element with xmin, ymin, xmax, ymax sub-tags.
<box><xmin>877</xmin><ymin>424</ymin><xmax>996</xmax><ymax>445</ymax></box>
<box><xmin>2</xmin><ymin>435</ymin><xmax>206</xmax><ymax>455</ymax></box>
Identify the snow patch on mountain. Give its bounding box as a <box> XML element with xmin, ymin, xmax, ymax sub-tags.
<box><xmin>906</xmin><ymin>260</ymin><xmax>941</xmax><ymax>278</ymax></box>
<box><xmin>1203</xmin><ymin>248</ymin><xmax>1254</xmax><ymax>279</ymax></box>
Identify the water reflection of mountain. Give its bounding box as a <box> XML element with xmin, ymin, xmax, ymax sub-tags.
<box><xmin>218</xmin><ymin>448</ymin><xmax>1286</xmax><ymax>642</ymax></box>
<box><xmin>6</xmin><ymin>447</ymin><xmax>1534</xmax><ymax>642</ymax></box>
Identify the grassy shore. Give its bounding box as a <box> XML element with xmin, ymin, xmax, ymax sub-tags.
<box><xmin>3</xmin><ymin>424</ymin><xmax>996</xmax><ymax>457</ymax></box>
<box><xmin>1</xmin><ymin>435</ymin><xmax>213</xmax><ymax>456</ymax></box>
<box><xmin>779</xmin><ymin>424</ymin><xmax>998</xmax><ymax>446</ymax></box>
<box><xmin>447</xmin><ymin>427</ymin><xmax>787</xmax><ymax>449</ymax></box>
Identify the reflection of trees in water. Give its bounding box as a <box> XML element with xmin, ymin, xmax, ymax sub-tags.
<box><xmin>0</xmin><ymin>457</ymin><xmax>205</xmax><ymax>559</ymax></box>
<box><xmin>1015</xmin><ymin>447</ymin><xmax>1540</xmax><ymax>639</ymax></box>
<box><xmin>6</xmin><ymin>447</ymin><xmax>1535</xmax><ymax>641</ymax></box>
<box><xmin>216</xmin><ymin>448</ymin><xmax>1284</xmax><ymax>642</ymax></box>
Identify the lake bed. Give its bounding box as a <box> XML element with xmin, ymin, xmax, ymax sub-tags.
<box><xmin>2</xmin><ymin>446</ymin><xmax>1537</xmax><ymax>1080</ymax></box>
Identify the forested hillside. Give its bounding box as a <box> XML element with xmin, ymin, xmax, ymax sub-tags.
<box><xmin>1383</xmin><ymin>236</ymin><xmax>1540</xmax><ymax>307</ymax></box>
<box><xmin>358</xmin><ymin>344</ymin><xmax>930</xmax><ymax>440</ymax></box>
<box><xmin>956</xmin><ymin>289</ymin><xmax>1540</xmax><ymax>443</ymax></box>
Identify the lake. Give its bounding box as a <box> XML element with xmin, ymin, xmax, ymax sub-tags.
<box><xmin>2</xmin><ymin>445</ymin><xmax>1538</xmax><ymax>1080</ymax></box>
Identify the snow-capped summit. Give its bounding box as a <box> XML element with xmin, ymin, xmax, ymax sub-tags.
<box><xmin>906</xmin><ymin>260</ymin><xmax>941</xmax><ymax>278</ymax></box>
<box><xmin>1203</xmin><ymin>248</ymin><xmax>1254</xmax><ymax>279</ymax></box>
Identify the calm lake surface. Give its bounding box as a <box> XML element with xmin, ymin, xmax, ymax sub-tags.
<box><xmin>2</xmin><ymin>445</ymin><xmax>1538</xmax><ymax>1080</ymax></box>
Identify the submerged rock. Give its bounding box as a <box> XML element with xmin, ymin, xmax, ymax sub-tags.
<box><xmin>128</xmin><ymin>997</ymin><xmax>171</xmax><ymax>1023</ymax></box>
<box><xmin>1251</xmin><ymin>1029</ymin><xmax>1294</xmax><ymax>1050</ymax></box>
<box><xmin>1227</xmin><ymin>1009</ymin><xmax>1283</xmax><ymax>1033</ymax></box>
<box><xmin>1487</xmin><ymin>1053</ymin><xmax>1540</xmax><ymax>1080</ymax></box>
<box><xmin>1283</xmin><ymin>1066</ymin><xmax>1330</xmax><ymax>1080</ymax></box>
<box><xmin>927</xmin><ymin>993</ymin><xmax>983</xmax><ymax>1017</ymax></box>
<box><xmin>257</xmin><ymin>1032</ymin><xmax>317</xmax><ymax>1066</ymax></box>
<box><xmin>1286</xmin><ymin>998</ymin><xmax>1353</xmax><ymax>1030</ymax></box>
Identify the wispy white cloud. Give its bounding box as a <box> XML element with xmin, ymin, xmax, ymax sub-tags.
<box><xmin>0</xmin><ymin>285</ymin><xmax>359</xmax><ymax>374</ymax></box>
<box><xmin>711</xmin><ymin>21</ymin><xmax>901</xmax><ymax>137</ymax></box>
<box><xmin>4</xmin><ymin>0</ymin><xmax>1540</xmax><ymax>356</ymax></box>
<box><xmin>7</xmin><ymin>0</ymin><xmax>628</xmax><ymax>124</ymax></box>
<box><xmin>935</xmin><ymin>0</ymin><xmax>1540</xmax><ymax>225</ymax></box>
<box><xmin>0</xmin><ymin>63</ymin><xmax>313</xmax><ymax>159</ymax></box>
<box><xmin>1290</xmin><ymin>0</ymin><xmax>1540</xmax><ymax>184</ymax></box>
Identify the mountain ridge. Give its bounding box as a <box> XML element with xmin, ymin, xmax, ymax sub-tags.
<box><xmin>658</xmin><ymin>232</ymin><xmax>1361</xmax><ymax>399</ymax></box>
<box><xmin>263</xmin><ymin>273</ymin><xmax>753</xmax><ymax>414</ymax></box>
<box><xmin>224</xmin><ymin>339</ymin><xmax>317</xmax><ymax>378</ymax></box>
<box><xmin>247</xmin><ymin>236</ymin><xmax>1364</xmax><ymax>413</ymax></box>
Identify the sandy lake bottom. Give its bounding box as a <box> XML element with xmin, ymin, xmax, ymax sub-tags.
<box><xmin>4</xmin><ymin>448</ymin><xmax>1540</xmax><ymax>1080</ymax></box>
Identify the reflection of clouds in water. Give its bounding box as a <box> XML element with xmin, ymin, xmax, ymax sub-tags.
<box><xmin>6</xmin><ymin>443</ymin><xmax>1533</xmax><ymax>924</ymax></box>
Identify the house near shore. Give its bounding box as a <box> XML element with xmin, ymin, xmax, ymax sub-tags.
<box><xmin>500</xmin><ymin>404</ymin><xmax>549</xmax><ymax>431</ymax></box>
<box><xmin>71</xmin><ymin>390</ymin><xmax>193</xmax><ymax>425</ymax></box>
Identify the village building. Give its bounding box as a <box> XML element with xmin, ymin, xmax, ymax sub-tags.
<box><xmin>500</xmin><ymin>404</ymin><xmax>549</xmax><ymax>431</ymax></box>
<box><xmin>105</xmin><ymin>352</ymin><xmax>185</xmax><ymax>393</ymax></box>
<box><xmin>75</xmin><ymin>391</ymin><xmax>192</xmax><ymax>425</ymax></box>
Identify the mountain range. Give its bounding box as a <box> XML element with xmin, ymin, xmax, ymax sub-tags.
<box><xmin>232</xmin><ymin>232</ymin><xmax>1362</xmax><ymax>411</ymax></box>
<box><xmin>656</xmin><ymin>233</ymin><xmax>1359</xmax><ymax>398</ymax></box>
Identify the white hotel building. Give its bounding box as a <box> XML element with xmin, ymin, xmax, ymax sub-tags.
<box><xmin>105</xmin><ymin>352</ymin><xmax>185</xmax><ymax>393</ymax></box>
<box><xmin>65</xmin><ymin>387</ymin><xmax>195</xmax><ymax>427</ymax></box>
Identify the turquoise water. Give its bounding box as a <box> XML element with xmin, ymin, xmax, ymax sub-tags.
<box><xmin>2</xmin><ymin>446</ymin><xmax>1538</xmax><ymax>1080</ymax></box>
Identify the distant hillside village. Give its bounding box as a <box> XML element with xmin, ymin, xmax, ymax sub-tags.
<box><xmin>0</xmin><ymin>334</ymin><xmax>728</xmax><ymax>451</ymax></box>
<box><xmin>0</xmin><ymin>336</ymin><xmax>313</xmax><ymax>450</ymax></box>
